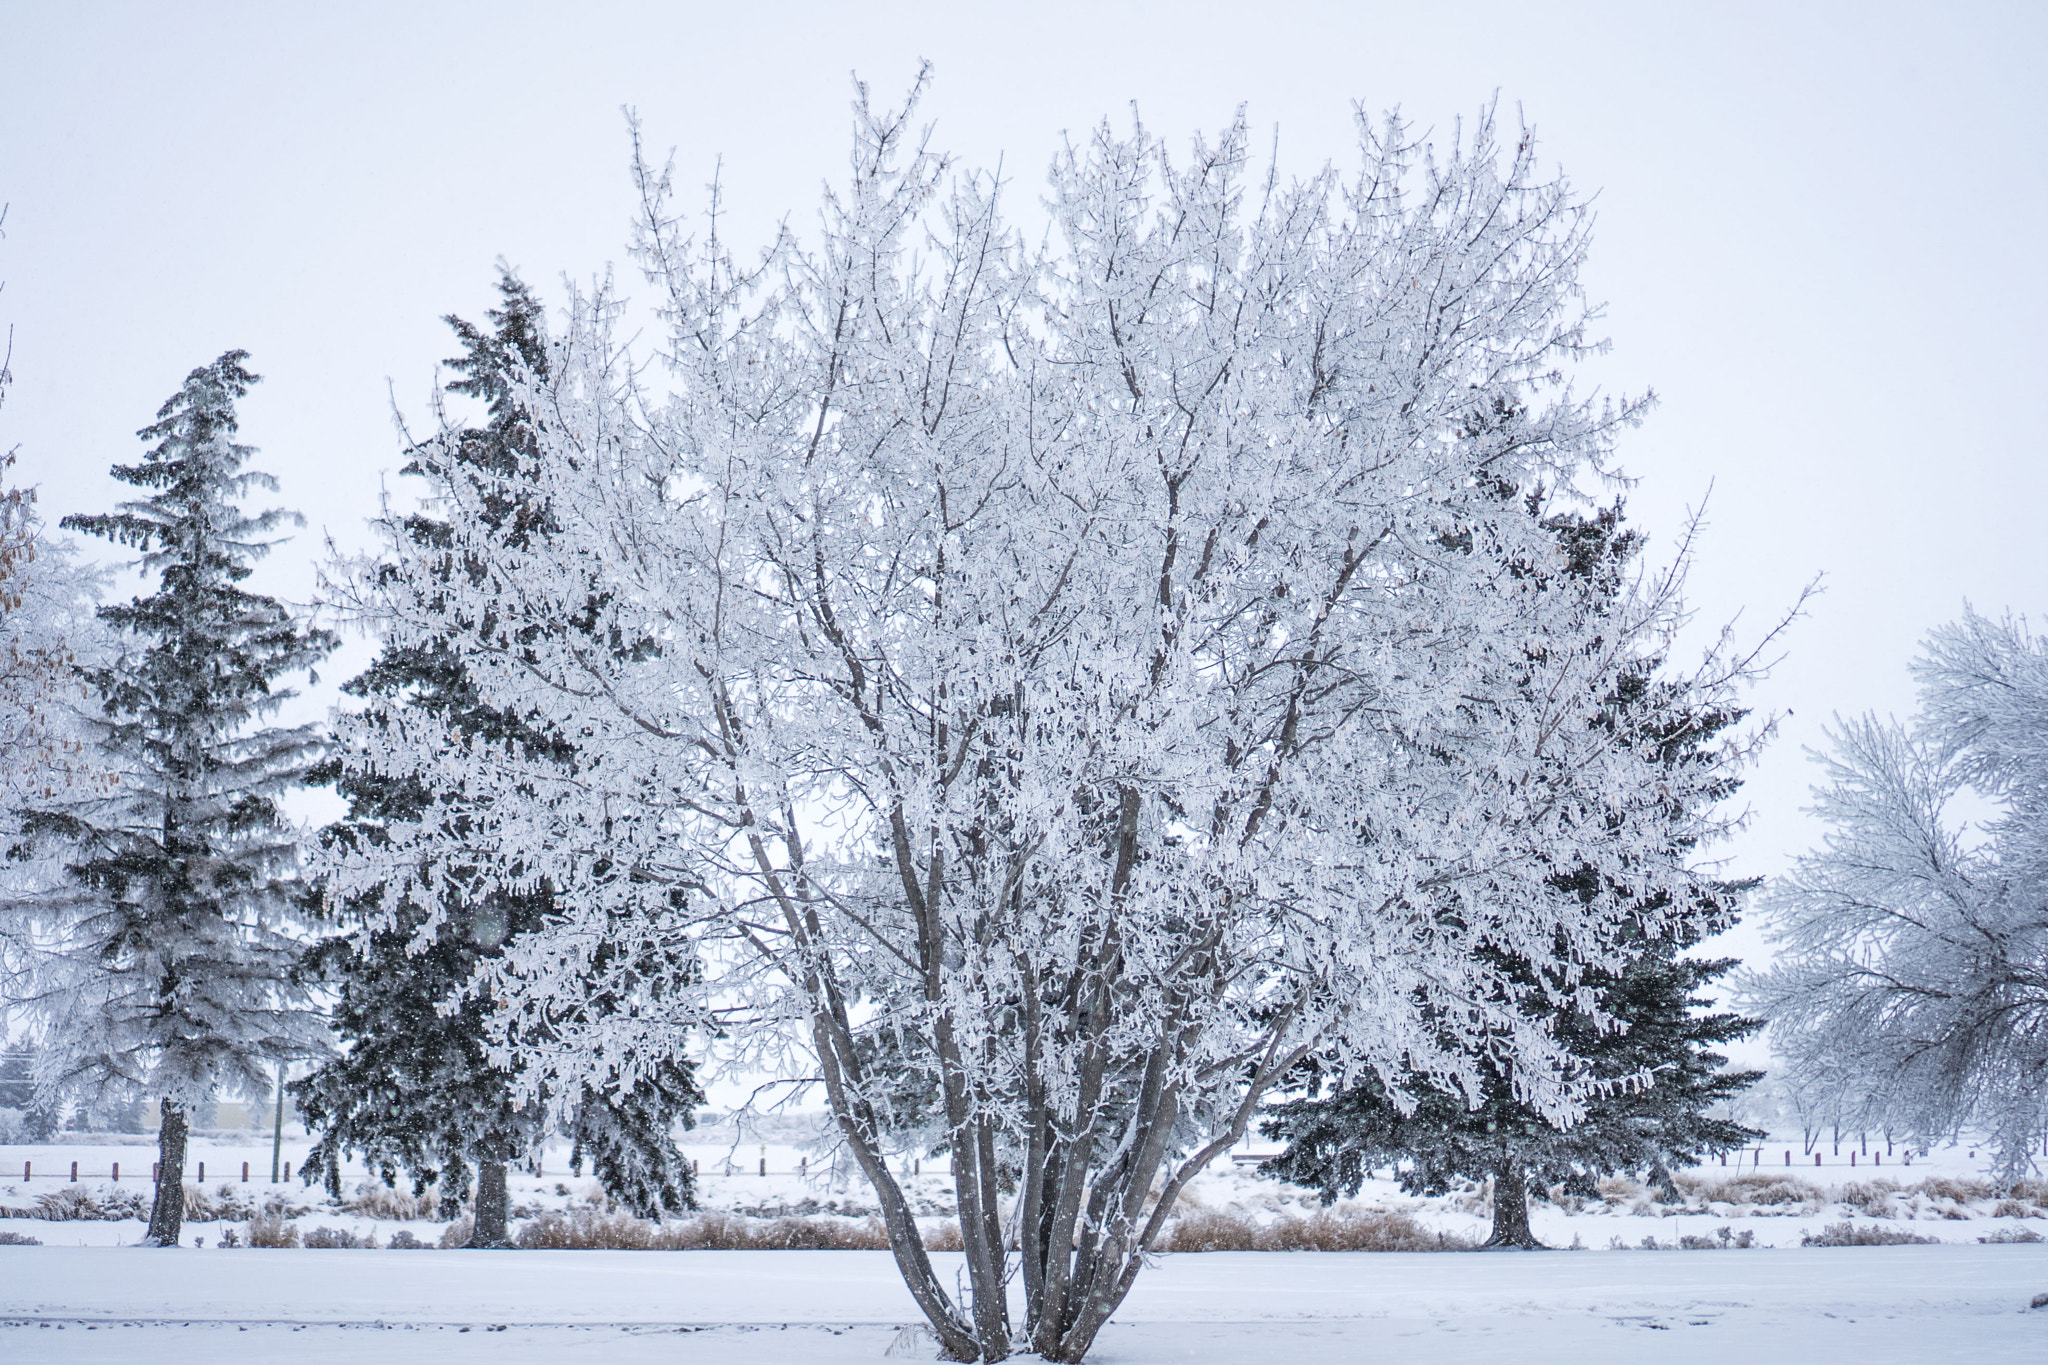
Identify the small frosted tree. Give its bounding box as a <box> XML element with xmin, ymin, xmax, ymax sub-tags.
<box><xmin>1748</xmin><ymin>608</ymin><xmax>2048</xmax><ymax>1184</ymax></box>
<box><xmin>330</xmin><ymin>84</ymin><xmax>1774</xmax><ymax>1360</ymax></box>
<box><xmin>7</xmin><ymin>352</ymin><xmax>335</xmax><ymax>1246</ymax></box>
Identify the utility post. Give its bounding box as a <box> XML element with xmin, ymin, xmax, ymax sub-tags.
<box><xmin>271</xmin><ymin>1061</ymin><xmax>287</xmax><ymax>1183</ymax></box>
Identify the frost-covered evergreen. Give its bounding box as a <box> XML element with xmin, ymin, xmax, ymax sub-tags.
<box><xmin>301</xmin><ymin>276</ymin><xmax>699</xmax><ymax>1244</ymax></box>
<box><xmin>7</xmin><ymin>351</ymin><xmax>335</xmax><ymax>1247</ymax></box>
<box><xmin>1266</xmin><ymin>939</ymin><xmax>1763</xmax><ymax>1246</ymax></box>
<box><xmin>329</xmin><ymin>89</ymin><xmax>1778</xmax><ymax>1361</ymax></box>
<box><xmin>1749</xmin><ymin>608</ymin><xmax>2048</xmax><ymax>1184</ymax></box>
<box><xmin>1264</xmin><ymin>504</ymin><xmax>1766</xmax><ymax>1246</ymax></box>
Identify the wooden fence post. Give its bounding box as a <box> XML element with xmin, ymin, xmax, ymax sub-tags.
<box><xmin>242</xmin><ymin>1162</ymin><xmax>249</xmax><ymax>1182</ymax></box>
<box><xmin>70</xmin><ymin>1161</ymin><xmax>77</xmax><ymax>1182</ymax></box>
<box><xmin>112</xmin><ymin>1162</ymin><xmax>119</xmax><ymax>1182</ymax></box>
<box><xmin>197</xmin><ymin>1161</ymin><xmax>205</xmax><ymax>1182</ymax></box>
<box><xmin>1813</xmin><ymin>1153</ymin><xmax>1821</xmax><ymax>1167</ymax></box>
<box><xmin>283</xmin><ymin>1161</ymin><xmax>290</xmax><ymax>1183</ymax></box>
<box><xmin>153</xmin><ymin>1162</ymin><xmax>159</xmax><ymax>1182</ymax></box>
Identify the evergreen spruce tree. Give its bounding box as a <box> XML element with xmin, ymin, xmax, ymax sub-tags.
<box><xmin>1265</xmin><ymin>939</ymin><xmax>1763</xmax><ymax>1247</ymax></box>
<box><xmin>298</xmin><ymin>273</ymin><xmax>700</xmax><ymax>1245</ymax></box>
<box><xmin>1264</xmin><ymin>504</ymin><xmax>1765</xmax><ymax>1249</ymax></box>
<box><xmin>12</xmin><ymin>351</ymin><xmax>335</xmax><ymax>1247</ymax></box>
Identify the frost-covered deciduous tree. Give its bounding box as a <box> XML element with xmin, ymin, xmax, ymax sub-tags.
<box><xmin>5</xmin><ymin>352</ymin><xmax>335</xmax><ymax>1247</ymax></box>
<box><xmin>301</xmin><ymin>275</ymin><xmax>701</xmax><ymax>1244</ymax></box>
<box><xmin>1749</xmin><ymin>608</ymin><xmax>2048</xmax><ymax>1184</ymax></box>
<box><xmin>0</xmin><ymin>236</ymin><xmax>116</xmax><ymax>1130</ymax></box>
<box><xmin>0</xmin><ymin>213</ymin><xmax>109</xmax><ymax>840</ymax></box>
<box><xmin>330</xmin><ymin>83</ymin><xmax>1771</xmax><ymax>1361</ymax></box>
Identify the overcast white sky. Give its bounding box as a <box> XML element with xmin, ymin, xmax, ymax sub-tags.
<box><xmin>3</xmin><ymin>1</ymin><xmax>2043</xmax><ymax>1016</ymax></box>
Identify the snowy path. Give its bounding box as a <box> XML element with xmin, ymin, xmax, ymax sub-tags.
<box><xmin>2</xmin><ymin>1244</ymin><xmax>2044</xmax><ymax>1362</ymax></box>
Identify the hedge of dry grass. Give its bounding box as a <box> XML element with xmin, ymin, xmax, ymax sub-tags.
<box><xmin>513</xmin><ymin>1209</ymin><xmax>897</xmax><ymax>1250</ymax></box>
<box><xmin>1675</xmin><ymin>1173</ymin><xmax>1824</xmax><ymax>1206</ymax></box>
<box><xmin>1150</xmin><ymin>1208</ymin><xmax>1473</xmax><ymax>1253</ymax></box>
<box><xmin>1800</xmin><ymin>1221</ymin><xmax>1941</xmax><ymax>1247</ymax></box>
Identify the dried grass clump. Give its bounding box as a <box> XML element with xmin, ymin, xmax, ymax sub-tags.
<box><xmin>1153</xmin><ymin>1207</ymin><xmax>1470</xmax><ymax>1253</ymax></box>
<box><xmin>30</xmin><ymin>1186</ymin><xmax>147</xmax><ymax>1222</ymax></box>
<box><xmin>1801</xmin><ymin>1221</ymin><xmax>1940</xmax><ymax>1247</ymax></box>
<box><xmin>1919</xmin><ymin>1177</ymin><xmax>1992</xmax><ymax>1204</ymax></box>
<box><xmin>921</xmin><ymin>1220</ymin><xmax>964</xmax><ymax>1251</ymax></box>
<box><xmin>1990</xmin><ymin>1198</ymin><xmax>2039</xmax><ymax>1219</ymax></box>
<box><xmin>1978</xmin><ymin>1226</ymin><xmax>2045</xmax><ymax>1244</ymax></box>
<box><xmin>342</xmin><ymin>1181</ymin><xmax>437</xmax><ymax>1221</ymax></box>
<box><xmin>246</xmin><ymin>1214</ymin><xmax>300</xmax><ymax>1248</ymax></box>
<box><xmin>183</xmin><ymin>1185</ymin><xmax>307</xmax><ymax>1223</ymax></box>
<box><xmin>0</xmin><ymin>1229</ymin><xmax>42</xmax><ymax>1245</ymax></box>
<box><xmin>438</xmin><ymin>1216</ymin><xmax>473</xmax><ymax>1248</ymax></box>
<box><xmin>386</xmin><ymin>1229</ymin><xmax>430</xmax><ymax>1249</ymax></box>
<box><xmin>1837</xmin><ymin>1180</ymin><xmax>1903</xmax><ymax>1216</ymax></box>
<box><xmin>1680</xmin><ymin>1174</ymin><xmax>1822</xmax><ymax>1207</ymax></box>
<box><xmin>1674</xmin><ymin>1228</ymin><xmax>1755</xmax><ymax>1249</ymax></box>
<box><xmin>302</xmin><ymin>1225</ymin><xmax>376</xmax><ymax>1249</ymax></box>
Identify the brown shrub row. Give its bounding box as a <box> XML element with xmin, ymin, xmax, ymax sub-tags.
<box><xmin>1800</xmin><ymin>1221</ymin><xmax>1941</xmax><ymax>1247</ymax></box>
<box><xmin>1150</xmin><ymin>1208</ymin><xmax>1473</xmax><ymax>1253</ymax></box>
<box><xmin>514</xmin><ymin>1209</ymin><xmax>897</xmax><ymax>1250</ymax></box>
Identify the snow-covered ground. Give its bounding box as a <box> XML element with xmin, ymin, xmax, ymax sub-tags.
<box><xmin>2</xmin><ymin>1244</ymin><xmax>2044</xmax><ymax>1362</ymax></box>
<box><xmin>4</xmin><ymin>1125</ymin><xmax>2040</xmax><ymax>1251</ymax></box>
<box><xmin>4</xmin><ymin>1127</ymin><xmax>2044</xmax><ymax>1359</ymax></box>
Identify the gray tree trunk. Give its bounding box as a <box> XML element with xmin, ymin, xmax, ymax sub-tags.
<box><xmin>1481</xmin><ymin>1161</ymin><xmax>1544</xmax><ymax>1249</ymax></box>
<box><xmin>468</xmin><ymin>1159</ymin><xmax>512</xmax><ymax>1247</ymax></box>
<box><xmin>145</xmin><ymin>1100</ymin><xmax>188</xmax><ymax>1247</ymax></box>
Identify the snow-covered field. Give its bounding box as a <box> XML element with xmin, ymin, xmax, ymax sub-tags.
<box><xmin>2</xmin><ymin>1244</ymin><xmax>2044</xmax><ymax>1362</ymax></box>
